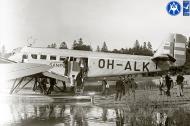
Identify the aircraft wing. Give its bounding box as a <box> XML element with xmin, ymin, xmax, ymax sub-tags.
<box><xmin>42</xmin><ymin>72</ymin><xmax>70</xmax><ymax>82</ymax></box>
<box><xmin>0</xmin><ymin>63</ymin><xmax>52</xmax><ymax>80</ymax></box>
<box><xmin>0</xmin><ymin>56</ymin><xmax>17</xmax><ymax>63</ymax></box>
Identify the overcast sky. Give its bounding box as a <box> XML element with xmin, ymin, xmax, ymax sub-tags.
<box><xmin>0</xmin><ymin>0</ymin><xmax>189</xmax><ymax>51</ymax></box>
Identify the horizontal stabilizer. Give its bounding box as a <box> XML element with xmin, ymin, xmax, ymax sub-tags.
<box><xmin>151</xmin><ymin>54</ymin><xmax>176</xmax><ymax>62</ymax></box>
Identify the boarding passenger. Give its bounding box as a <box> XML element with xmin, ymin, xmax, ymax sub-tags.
<box><xmin>176</xmin><ymin>72</ymin><xmax>184</xmax><ymax>97</ymax></box>
<box><xmin>47</xmin><ymin>78</ymin><xmax>56</xmax><ymax>95</ymax></box>
<box><xmin>64</xmin><ymin>57</ymin><xmax>69</xmax><ymax>76</ymax></box>
<box><xmin>79</xmin><ymin>58</ymin><xmax>85</xmax><ymax>77</ymax></box>
<box><xmin>70</xmin><ymin>75</ymin><xmax>75</xmax><ymax>94</ymax></box>
<box><xmin>159</xmin><ymin>75</ymin><xmax>165</xmax><ymax>95</ymax></box>
<box><xmin>115</xmin><ymin>76</ymin><xmax>123</xmax><ymax>101</ymax></box>
<box><xmin>102</xmin><ymin>77</ymin><xmax>107</xmax><ymax>95</ymax></box>
<box><xmin>165</xmin><ymin>73</ymin><xmax>172</xmax><ymax>96</ymax></box>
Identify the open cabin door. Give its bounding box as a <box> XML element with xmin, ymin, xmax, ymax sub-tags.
<box><xmin>69</xmin><ymin>57</ymin><xmax>88</xmax><ymax>78</ymax></box>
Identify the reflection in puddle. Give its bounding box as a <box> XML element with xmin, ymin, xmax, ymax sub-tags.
<box><xmin>0</xmin><ymin>102</ymin><xmax>117</xmax><ymax>126</ymax></box>
<box><xmin>0</xmin><ymin>101</ymin><xmax>190</xmax><ymax>126</ymax></box>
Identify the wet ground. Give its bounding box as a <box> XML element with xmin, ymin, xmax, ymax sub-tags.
<box><xmin>0</xmin><ymin>102</ymin><xmax>119</xmax><ymax>126</ymax></box>
<box><xmin>1</xmin><ymin>78</ymin><xmax>190</xmax><ymax>126</ymax></box>
<box><xmin>1</xmin><ymin>88</ymin><xmax>190</xmax><ymax>126</ymax></box>
<box><xmin>1</xmin><ymin>99</ymin><xmax>190</xmax><ymax>126</ymax></box>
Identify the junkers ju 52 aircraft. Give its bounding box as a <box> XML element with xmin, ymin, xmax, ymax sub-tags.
<box><xmin>0</xmin><ymin>33</ymin><xmax>187</xmax><ymax>94</ymax></box>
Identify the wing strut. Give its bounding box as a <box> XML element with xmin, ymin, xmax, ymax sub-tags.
<box><xmin>9</xmin><ymin>78</ymin><xmax>24</xmax><ymax>94</ymax></box>
<box><xmin>15</xmin><ymin>78</ymin><xmax>34</xmax><ymax>93</ymax></box>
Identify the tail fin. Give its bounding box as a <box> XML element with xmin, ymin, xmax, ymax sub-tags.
<box><xmin>173</xmin><ymin>34</ymin><xmax>187</xmax><ymax>66</ymax></box>
<box><xmin>153</xmin><ymin>33</ymin><xmax>187</xmax><ymax>66</ymax></box>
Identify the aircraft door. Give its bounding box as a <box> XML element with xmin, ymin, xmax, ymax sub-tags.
<box><xmin>79</xmin><ymin>58</ymin><xmax>88</xmax><ymax>77</ymax></box>
<box><xmin>70</xmin><ymin>57</ymin><xmax>80</xmax><ymax>72</ymax></box>
<box><xmin>69</xmin><ymin>57</ymin><xmax>88</xmax><ymax>77</ymax></box>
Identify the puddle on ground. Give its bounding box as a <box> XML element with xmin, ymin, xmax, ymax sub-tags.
<box><xmin>0</xmin><ymin>100</ymin><xmax>190</xmax><ymax>126</ymax></box>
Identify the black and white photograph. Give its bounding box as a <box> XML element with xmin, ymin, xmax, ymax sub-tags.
<box><xmin>0</xmin><ymin>0</ymin><xmax>190</xmax><ymax>125</ymax></box>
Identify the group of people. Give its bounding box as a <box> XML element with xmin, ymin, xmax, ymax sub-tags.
<box><xmin>33</xmin><ymin>77</ymin><xmax>57</xmax><ymax>95</ymax></box>
<box><xmin>102</xmin><ymin>75</ymin><xmax>138</xmax><ymax>101</ymax></box>
<box><xmin>115</xmin><ymin>75</ymin><xmax>137</xmax><ymax>101</ymax></box>
<box><xmin>159</xmin><ymin>72</ymin><xmax>185</xmax><ymax>97</ymax></box>
<box><xmin>69</xmin><ymin>71</ymin><xmax>84</xmax><ymax>94</ymax></box>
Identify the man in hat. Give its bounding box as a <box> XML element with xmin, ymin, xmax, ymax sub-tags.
<box><xmin>176</xmin><ymin>72</ymin><xmax>184</xmax><ymax>97</ymax></box>
<box><xmin>115</xmin><ymin>76</ymin><xmax>123</xmax><ymax>101</ymax></box>
<box><xmin>165</xmin><ymin>72</ymin><xmax>173</xmax><ymax>96</ymax></box>
<box><xmin>102</xmin><ymin>77</ymin><xmax>107</xmax><ymax>95</ymax></box>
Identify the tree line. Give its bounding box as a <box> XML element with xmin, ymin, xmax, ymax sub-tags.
<box><xmin>48</xmin><ymin>38</ymin><xmax>154</xmax><ymax>56</ymax></box>
<box><xmin>47</xmin><ymin>38</ymin><xmax>92</xmax><ymax>51</ymax></box>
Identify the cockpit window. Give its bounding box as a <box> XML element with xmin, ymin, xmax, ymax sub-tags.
<box><xmin>31</xmin><ymin>54</ymin><xmax>37</xmax><ymax>59</ymax></box>
<box><xmin>22</xmin><ymin>54</ymin><xmax>28</xmax><ymax>59</ymax></box>
<box><xmin>40</xmin><ymin>55</ymin><xmax>47</xmax><ymax>60</ymax></box>
<box><xmin>50</xmin><ymin>56</ymin><xmax>56</xmax><ymax>60</ymax></box>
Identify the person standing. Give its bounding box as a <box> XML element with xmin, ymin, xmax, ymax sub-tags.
<box><xmin>102</xmin><ymin>78</ymin><xmax>107</xmax><ymax>95</ymax></box>
<box><xmin>131</xmin><ymin>78</ymin><xmax>137</xmax><ymax>100</ymax></box>
<box><xmin>159</xmin><ymin>75</ymin><xmax>165</xmax><ymax>95</ymax></box>
<box><xmin>79</xmin><ymin>58</ymin><xmax>85</xmax><ymax>77</ymax></box>
<box><xmin>70</xmin><ymin>75</ymin><xmax>75</xmax><ymax>94</ymax></box>
<box><xmin>124</xmin><ymin>75</ymin><xmax>132</xmax><ymax>96</ymax></box>
<box><xmin>181</xmin><ymin>73</ymin><xmax>185</xmax><ymax>93</ymax></box>
<box><xmin>64</xmin><ymin>57</ymin><xmax>69</xmax><ymax>76</ymax></box>
<box><xmin>176</xmin><ymin>72</ymin><xmax>184</xmax><ymax>97</ymax></box>
<box><xmin>115</xmin><ymin>76</ymin><xmax>123</xmax><ymax>101</ymax></box>
<box><xmin>47</xmin><ymin>78</ymin><xmax>56</xmax><ymax>95</ymax></box>
<box><xmin>76</xmin><ymin>72</ymin><xmax>83</xmax><ymax>93</ymax></box>
<box><xmin>105</xmin><ymin>82</ymin><xmax>110</xmax><ymax>97</ymax></box>
<box><xmin>165</xmin><ymin>72</ymin><xmax>172</xmax><ymax>96</ymax></box>
<box><xmin>122</xmin><ymin>77</ymin><xmax>126</xmax><ymax>95</ymax></box>
<box><xmin>40</xmin><ymin>78</ymin><xmax>48</xmax><ymax>95</ymax></box>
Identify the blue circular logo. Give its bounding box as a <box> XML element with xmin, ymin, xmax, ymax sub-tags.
<box><xmin>166</xmin><ymin>1</ymin><xmax>181</xmax><ymax>16</ymax></box>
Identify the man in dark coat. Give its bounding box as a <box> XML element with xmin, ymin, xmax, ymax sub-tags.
<box><xmin>102</xmin><ymin>77</ymin><xmax>107</xmax><ymax>95</ymax></box>
<box><xmin>64</xmin><ymin>57</ymin><xmax>69</xmax><ymax>76</ymax></box>
<box><xmin>176</xmin><ymin>72</ymin><xmax>184</xmax><ymax>96</ymax></box>
<box><xmin>76</xmin><ymin>71</ymin><xmax>83</xmax><ymax>93</ymax></box>
<box><xmin>165</xmin><ymin>72</ymin><xmax>173</xmax><ymax>96</ymax></box>
<box><xmin>130</xmin><ymin>78</ymin><xmax>137</xmax><ymax>99</ymax></box>
<box><xmin>115</xmin><ymin>76</ymin><xmax>123</xmax><ymax>101</ymax></box>
<box><xmin>47</xmin><ymin>78</ymin><xmax>56</xmax><ymax>95</ymax></box>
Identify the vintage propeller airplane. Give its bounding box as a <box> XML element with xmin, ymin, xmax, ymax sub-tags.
<box><xmin>0</xmin><ymin>33</ymin><xmax>187</xmax><ymax>94</ymax></box>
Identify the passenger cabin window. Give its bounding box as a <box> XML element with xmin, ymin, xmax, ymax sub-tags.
<box><xmin>31</xmin><ymin>54</ymin><xmax>37</xmax><ymax>59</ymax></box>
<box><xmin>60</xmin><ymin>56</ymin><xmax>65</xmax><ymax>61</ymax></box>
<box><xmin>40</xmin><ymin>55</ymin><xmax>47</xmax><ymax>60</ymax></box>
<box><xmin>22</xmin><ymin>54</ymin><xmax>28</xmax><ymax>59</ymax></box>
<box><xmin>50</xmin><ymin>56</ymin><xmax>56</xmax><ymax>60</ymax></box>
<box><xmin>70</xmin><ymin>57</ymin><xmax>73</xmax><ymax>61</ymax></box>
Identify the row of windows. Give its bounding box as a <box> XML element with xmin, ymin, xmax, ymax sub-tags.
<box><xmin>23</xmin><ymin>54</ymin><xmax>79</xmax><ymax>61</ymax></box>
<box><xmin>23</xmin><ymin>54</ymin><xmax>66</xmax><ymax>61</ymax></box>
